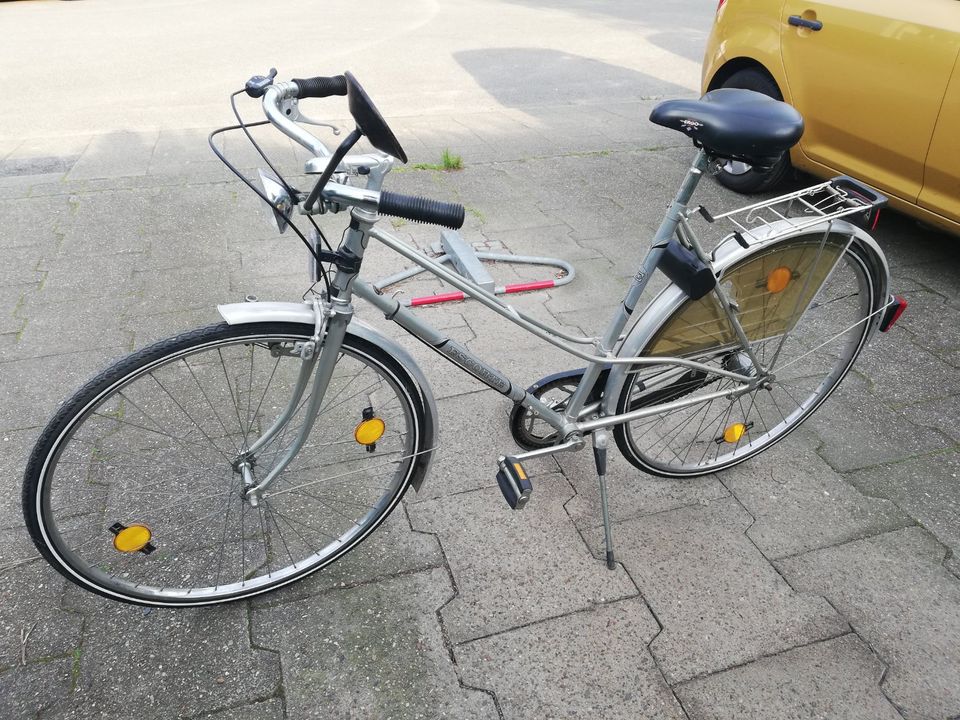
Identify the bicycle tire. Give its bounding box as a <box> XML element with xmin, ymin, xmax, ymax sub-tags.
<box><xmin>613</xmin><ymin>231</ymin><xmax>883</xmax><ymax>477</ymax></box>
<box><xmin>23</xmin><ymin>321</ymin><xmax>427</xmax><ymax>606</ymax></box>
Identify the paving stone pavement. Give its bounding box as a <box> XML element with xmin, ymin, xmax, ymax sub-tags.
<box><xmin>3</xmin><ymin>18</ymin><xmax>960</xmax><ymax>720</ymax></box>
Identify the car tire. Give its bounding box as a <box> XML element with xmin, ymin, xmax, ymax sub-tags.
<box><xmin>715</xmin><ymin>68</ymin><xmax>792</xmax><ymax>194</ymax></box>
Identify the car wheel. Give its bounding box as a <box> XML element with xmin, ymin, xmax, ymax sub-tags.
<box><xmin>715</xmin><ymin>68</ymin><xmax>793</xmax><ymax>194</ymax></box>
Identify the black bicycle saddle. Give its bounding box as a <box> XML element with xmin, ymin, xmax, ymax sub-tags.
<box><xmin>650</xmin><ymin>89</ymin><xmax>804</xmax><ymax>169</ymax></box>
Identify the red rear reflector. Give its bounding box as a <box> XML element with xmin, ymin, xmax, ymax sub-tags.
<box><xmin>717</xmin><ymin>0</ymin><xmax>726</xmax><ymax>10</ymax></box>
<box><xmin>879</xmin><ymin>294</ymin><xmax>907</xmax><ymax>332</ymax></box>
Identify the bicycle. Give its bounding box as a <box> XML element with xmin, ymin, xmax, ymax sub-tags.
<box><xmin>22</xmin><ymin>70</ymin><xmax>907</xmax><ymax>606</ymax></box>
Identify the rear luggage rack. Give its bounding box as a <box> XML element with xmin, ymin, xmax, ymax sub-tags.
<box><xmin>705</xmin><ymin>175</ymin><xmax>888</xmax><ymax>245</ymax></box>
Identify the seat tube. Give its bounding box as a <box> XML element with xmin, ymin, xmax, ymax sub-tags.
<box><xmin>620</xmin><ymin>149</ymin><xmax>710</xmax><ymax>315</ymax></box>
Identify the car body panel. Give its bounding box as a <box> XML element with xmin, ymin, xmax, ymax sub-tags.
<box><xmin>920</xmin><ymin>52</ymin><xmax>960</xmax><ymax>220</ymax></box>
<box><xmin>780</xmin><ymin>0</ymin><xmax>958</xmax><ymax>201</ymax></box>
<box><xmin>702</xmin><ymin>0</ymin><xmax>960</xmax><ymax>234</ymax></box>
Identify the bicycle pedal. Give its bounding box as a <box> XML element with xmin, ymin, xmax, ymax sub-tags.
<box><xmin>496</xmin><ymin>455</ymin><xmax>532</xmax><ymax>510</ymax></box>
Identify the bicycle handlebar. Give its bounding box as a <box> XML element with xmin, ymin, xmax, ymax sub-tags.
<box><xmin>257</xmin><ymin>72</ymin><xmax>467</xmax><ymax>228</ymax></box>
<box><xmin>320</xmin><ymin>183</ymin><xmax>465</xmax><ymax>230</ymax></box>
<box><xmin>378</xmin><ymin>191</ymin><xmax>465</xmax><ymax>229</ymax></box>
<box><xmin>292</xmin><ymin>75</ymin><xmax>348</xmax><ymax>99</ymax></box>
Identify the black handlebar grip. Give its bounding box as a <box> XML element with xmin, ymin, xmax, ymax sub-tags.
<box><xmin>378</xmin><ymin>191</ymin><xmax>466</xmax><ymax>230</ymax></box>
<box><xmin>292</xmin><ymin>75</ymin><xmax>348</xmax><ymax>99</ymax></box>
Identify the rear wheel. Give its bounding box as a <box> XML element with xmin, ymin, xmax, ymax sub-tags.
<box><xmin>715</xmin><ymin>68</ymin><xmax>792</xmax><ymax>193</ymax></box>
<box><xmin>614</xmin><ymin>232</ymin><xmax>882</xmax><ymax>477</ymax></box>
<box><xmin>23</xmin><ymin>322</ymin><xmax>426</xmax><ymax>606</ymax></box>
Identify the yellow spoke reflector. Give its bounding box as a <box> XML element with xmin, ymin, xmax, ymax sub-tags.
<box><xmin>113</xmin><ymin>524</ymin><xmax>152</xmax><ymax>553</ymax></box>
<box><xmin>723</xmin><ymin>422</ymin><xmax>747</xmax><ymax>444</ymax></box>
<box><xmin>354</xmin><ymin>417</ymin><xmax>386</xmax><ymax>446</ymax></box>
<box><xmin>766</xmin><ymin>266</ymin><xmax>793</xmax><ymax>294</ymax></box>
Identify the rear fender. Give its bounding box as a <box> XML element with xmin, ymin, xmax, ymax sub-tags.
<box><xmin>218</xmin><ymin>301</ymin><xmax>438</xmax><ymax>492</ymax></box>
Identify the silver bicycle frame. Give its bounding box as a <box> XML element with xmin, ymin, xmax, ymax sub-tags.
<box><xmin>241</xmin><ymin>86</ymin><xmax>876</xmax><ymax>493</ymax></box>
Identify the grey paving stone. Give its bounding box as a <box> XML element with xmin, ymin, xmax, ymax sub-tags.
<box><xmin>250</xmin><ymin>505</ymin><xmax>443</xmax><ymax>608</ymax></box>
<box><xmin>543</xmin><ymin>257</ymin><xmax>627</xmax><ymax>315</ymax></box>
<box><xmin>479</xmin><ymin>223</ymin><xmax>603</xmax><ymax>263</ymax></box>
<box><xmin>41</xmin><ymin>254</ymin><xmax>143</xmax><ymax>300</ymax></box>
<box><xmin>897</xmin><ymin>258</ymin><xmax>960</xmax><ymax>298</ymax></box>
<box><xmin>892</xmin><ymin>288</ymin><xmax>960</xmax><ymax>357</ymax></box>
<box><xmin>409</xmin><ymin>390</ymin><xmax>558</xmax><ymax>502</ymax></box>
<box><xmin>0</xmin><ymin>246</ymin><xmax>47</xmax><ymax>288</ymax></box>
<box><xmin>601</xmin><ymin>496</ymin><xmax>848</xmax><ymax>684</ymax></box>
<box><xmin>0</xmin><ymin>529</ymin><xmax>82</xmax><ymax>671</ymax></box>
<box><xmin>900</xmin><ymin>394</ymin><xmax>960</xmax><ymax>443</ymax></box>
<box><xmin>676</xmin><ymin>633</ymin><xmax>902</xmax><ymax>720</ymax></box>
<box><xmin>560</xmin><ymin>449</ymin><xmax>728</xmax><ymax>531</ymax></box>
<box><xmin>872</xmin><ymin>211</ymin><xmax>957</xmax><ymax>270</ymax></box>
<box><xmin>147</xmin><ymin>128</ymin><xmax>224</xmax><ymax>177</ymax></box>
<box><xmin>778</xmin><ymin>527</ymin><xmax>960</xmax><ymax>720</ymax></box>
<box><xmin>721</xmin><ymin>443</ymin><xmax>913</xmax><ymax>559</ymax></box>
<box><xmin>124</xmin><ymin>307</ymin><xmax>221</xmax><ymax>348</ymax></box>
<box><xmin>4</xmin><ymin>136</ymin><xmax>91</xmax><ymax>167</ymax></box>
<box><xmin>0</xmin><ymin>347</ymin><xmax>129</xmax><ymax>431</ymax></box>
<box><xmin>60</xmin><ymin>602</ymin><xmax>280</xmax><ymax>720</ymax></box>
<box><xmin>13</xmin><ymin>294</ymin><xmax>134</xmax><ymax>360</ymax></box>
<box><xmin>0</xmin><ymin>285</ymin><xmax>28</xmax><ymax>336</ymax></box>
<box><xmin>252</xmin><ymin>567</ymin><xmax>497</xmax><ymax>720</ymax></box>
<box><xmin>0</xmin><ymin>427</ymin><xmax>40</xmax><ymax>530</ymax></box>
<box><xmin>55</xmin><ymin>190</ymin><xmax>153</xmax><ymax>258</ymax></box>
<box><xmin>855</xmin><ymin>324</ymin><xmax>960</xmax><ymax>408</ymax></box>
<box><xmin>0</xmin><ymin>194</ymin><xmax>73</xmax><ymax>250</ymax></box>
<box><xmin>409</xmin><ymin>477</ymin><xmax>636</xmax><ymax>645</ymax></box>
<box><xmin>848</xmin><ymin>449</ymin><xmax>960</xmax><ymax>557</ymax></box>
<box><xmin>0</xmin><ymin>657</ymin><xmax>74</xmax><ymax>720</ymax></box>
<box><xmin>457</xmin><ymin>599</ymin><xmax>685</xmax><ymax>720</ymax></box>
<box><xmin>67</xmin><ymin>131</ymin><xmax>160</xmax><ymax>181</ymax></box>
<box><xmin>809</xmin><ymin>373</ymin><xmax>952</xmax><ymax>473</ymax></box>
<box><xmin>197</xmin><ymin>697</ymin><xmax>284</xmax><ymax>720</ymax></box>
<box><xmin>134</xmin><ymin>263</ymin><xmax>233</xmax><ymax>313</ymax></box>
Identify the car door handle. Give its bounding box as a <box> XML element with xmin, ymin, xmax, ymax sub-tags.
<box><xmin>789</xmin><ymin>15</ymin><xmax>823</xmax><ymax>31</ymax></box>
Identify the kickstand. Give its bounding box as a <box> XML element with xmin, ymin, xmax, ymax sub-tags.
<box><xmin>592</xmin><ymin>429</ymin><xmax>616</xmax><ymax>570</ymax></box>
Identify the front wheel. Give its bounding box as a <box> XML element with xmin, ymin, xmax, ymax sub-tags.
<box><xmin>23</xmin><ymin>322</ymin><xmax>427</xmax><ymax>606</ymax></box>
<box><xmin>614</xmin><ymin>232</ymin><xmax>884</xmax><ymax>477</ymax></box>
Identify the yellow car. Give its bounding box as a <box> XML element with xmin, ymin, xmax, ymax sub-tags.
<box><xmin>702</xmin><ymin>0</ymin><xmax>960</xmax><ymax>234</ymax></box>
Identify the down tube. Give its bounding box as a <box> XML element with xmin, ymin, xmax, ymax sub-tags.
<box><xmin>351</xmin><ymin>280</ymin><xmax>570</xmax><ymax>431</ymax></box>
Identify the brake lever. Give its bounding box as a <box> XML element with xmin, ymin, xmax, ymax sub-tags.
<box><xmin>278</xmin><ymin>97</ymin><xmax>342</xmax><ymax>136</ymax></box>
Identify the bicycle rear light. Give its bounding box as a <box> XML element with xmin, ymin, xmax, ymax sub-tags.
<box><xmin>879</xmin><ymin>294</ymin><xmax>907</xmax><ymax>332</ymax></box>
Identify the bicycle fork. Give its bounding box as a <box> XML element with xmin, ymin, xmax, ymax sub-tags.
<box><xmin>236</xmin><ymin>297</ymin><xmax>349</xmax><ymax>505</ymax></box>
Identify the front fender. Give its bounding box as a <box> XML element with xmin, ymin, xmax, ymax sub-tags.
<box><xmin>217</xmin><ymin>301</ymin><xmax>438</xmax><ymax>492</ymax></box>
<box><xmin>601</xmin><ymin>219</ymin><xmax>890</xmax><ymax>416</ymax></box>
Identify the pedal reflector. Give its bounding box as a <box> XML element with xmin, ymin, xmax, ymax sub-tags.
<box><xmin>496</xmin><ymin>456</ymin><xmax>532</xmax><ymax>510</ymax></box>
